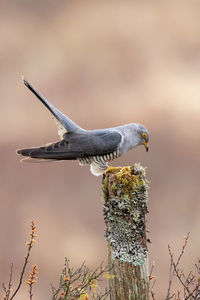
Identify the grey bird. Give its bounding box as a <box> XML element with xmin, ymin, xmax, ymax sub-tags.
<box><xmin>17</xmin><ymin>78</ymin><xmax>149</xmax><ymax>176</ymax></box>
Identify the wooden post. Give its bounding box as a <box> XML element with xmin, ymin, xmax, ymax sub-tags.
<box><xmin>102</xmin><ymin>164</ymin><xmax>149</xmax><ymax>300</ymax></box>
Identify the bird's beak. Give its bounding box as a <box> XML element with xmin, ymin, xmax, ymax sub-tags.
<box><xmin>143</xmin><ymin>140</ymin><xmax>149</xmax><ymax>152</ymax></box>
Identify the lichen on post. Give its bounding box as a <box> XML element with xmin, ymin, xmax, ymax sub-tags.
<box><xmin>102</xmin><ymin>164</ymin><xmax>149</xmax><ymax>300</ymax></box>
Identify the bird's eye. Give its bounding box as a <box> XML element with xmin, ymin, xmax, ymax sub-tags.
<box><xmin>142</xmin><ymin>132</ymin><xmax>147</xmax><ymax>139</ymax></box>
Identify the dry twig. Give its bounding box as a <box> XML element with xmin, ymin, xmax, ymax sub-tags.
<box><xmin>149</xmin><ymin>261</ymin><xmax>156</xmax><ymax>300</ymax></box>
<box><xmin>165</xmin><ymin>233</ymin><xmax>200</xmax><ymax>300</ymax></box>
<box><xmin>2</xmin><ymin>220</ymin><xmax>37</xmax><ymax>300</ymax></box>
<box><xmin>26</xmin><ymin>264</ymin><xmax>39</xmax><ymax>300</ymax></box>
<box><xmin>51</xmin><ymin>258</ymin><xmax>110</xmax><ymax>300</ymax></box>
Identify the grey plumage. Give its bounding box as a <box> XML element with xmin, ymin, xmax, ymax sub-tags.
<box><xmin>17</xmin><ymin>78</ymin><xmax>149</xmax><ymax>176</ymax></box>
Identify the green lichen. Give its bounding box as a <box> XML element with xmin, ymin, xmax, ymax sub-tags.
<box><xmin>102</xmin><ymin>175</ymin><xmax>109</xmax><ymax>201</ymax></box>
<box><xmin>103</xmin><ymin>163</ymin><xmax>149</xmax><ymax>265</ymax></box>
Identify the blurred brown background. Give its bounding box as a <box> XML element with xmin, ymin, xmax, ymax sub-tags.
<box><xmin>0</xmin><ymin>0</ymin><xmax>200</xmax><ymax>299</ymax></box>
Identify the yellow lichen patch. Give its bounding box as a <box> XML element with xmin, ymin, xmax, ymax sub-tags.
<box><xmin>116</xmin><ymin>166</ymin><xmax>135</xmax><ymax>183</ymax></box>
<box><xmin>89</xmin><ymin>279</ymin><xmax>97</xmax><ymax>289</ymax></box>
<box><xmin>103</xmin><ymin>164</ymin><xmax>147</xmax><ymax>201</ymax></box>
<box><xmin>104</xmin><ymin>166</ymin><xmax>121</xmax><ymax>175</ymax></box>
<box><xmin>79</xmin><ymin>293</ymin><xmax>89</xmax><ymax>300</ymax></box>
<box><xmin>112</xmin><ymin>166</ymin><xmax>144</xmax><ymax>198</ymax></box>
<box><xmin>102</xmin><ymin>175</ymin><xmax>109</xmax><ymax>201</ymax></box>
<box><xmin>103</xmin><ymin>272</ymin><xmax>115</xmax><ymax>279</ymax></box>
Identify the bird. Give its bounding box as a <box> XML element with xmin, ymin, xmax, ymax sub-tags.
<box><xmin>17</xmin><ymin>78</ymin><xmax>149</xmax><ymax>176</ymax></box>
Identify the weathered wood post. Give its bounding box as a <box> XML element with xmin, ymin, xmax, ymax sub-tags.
<box><xmin>102</xmin><ymin>164</ymin><xmax>149</xmax><ymax>300</ymax></box>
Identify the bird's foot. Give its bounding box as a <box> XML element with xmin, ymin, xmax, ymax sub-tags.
<box><xmin>104</xmin><ymin>166</ymin><xmax>121</xmax><ymax>175</ymax></box>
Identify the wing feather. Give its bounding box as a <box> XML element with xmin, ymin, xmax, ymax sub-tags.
<box><xmin>17</xmin><ymin>130</ymin><xmax>122</xmax><ymax>160</ymax></box>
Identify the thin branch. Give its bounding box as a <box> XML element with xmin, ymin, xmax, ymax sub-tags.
<box><xmin>150</xmin><ymin>279</ymin><xmax>156</xmax><ymax>300</ymax></box>
<box><xmin>7</xmin><ymin>262</ymin><xmax>13</xmax><ymax>300</ymax></box>
<box><xmin>51</xmin><ymin>259</ymin><xmax>110</xmax><ymax>300</ymax></box>
<box><xmin>165</xmin><ymin>247</ymin><xmax>174</xmax><ymax>300</ymax></box>
<box><xmin>166</xmin><ymin>233</ymin><xmax>190</xmax><ymax>300</ymax></box>
<box><xmin>26</xmin><ymin>264</ymin><xmax>38</xmax><ymax>300</ymax></box>
<box><xmin>149</xmin><ymin>261</ymin><xmax>156</xmax><ymax>300</ymax></box>
<box><xmin>2</xmin><ymin>262</ymin><xmax>13</xmax><ymax>300</ymax></box>
<box><xmin>10</xmin><ymin>221</ymin><xmax>37</xmax><ymax>300</ymax></box>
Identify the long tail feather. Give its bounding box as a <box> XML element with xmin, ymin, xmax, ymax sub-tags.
<box><xmin>22</xmin><ymin>76</ymin><xmax>80</xmax><ymax>133</ymax></box>
<box><xmin>17</xmin><ymin>147</ymin><xmax>78</xmax><ymax>160</ymax></box>
<box><xmin>20</xmin><ymin>157</ymin><xmax>58</xmax><ymax>163</ymax></box>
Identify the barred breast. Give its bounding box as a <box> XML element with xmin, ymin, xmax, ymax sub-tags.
<box><xmin>78</xmin><ymin>149</ymin><xmax>120</xmax><ymax>166</ymax></box>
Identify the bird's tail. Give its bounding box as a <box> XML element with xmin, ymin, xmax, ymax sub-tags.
<box><xmin>22</xmin><ymin>76</ymin><xmax>81</xmax><ymax>133</ymax></box>
<box><xmin>17</xmin><ymin>144</ymin><xmax>79</xmax><ymax>161</ymax></box>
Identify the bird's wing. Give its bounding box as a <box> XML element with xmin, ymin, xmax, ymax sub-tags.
<box><xmin>22</xmin><ymin>77</ymin><xmax>80</xmax><ymax>138</ymax></box>
<box><xmin>64</xmin><ymin>130</ymin><xmax>122</xmax><ymax>156</ymax></box>
<box><xmin>17</xmin><ymin>130</ymin><xmax>122</xmax><ymax>160</ymax></box>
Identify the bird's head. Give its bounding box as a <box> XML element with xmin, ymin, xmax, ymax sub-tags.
<box><xmin>137</xmin><ymin>124</ymin><xmax>149</xmax><ymax>152</ymax></box>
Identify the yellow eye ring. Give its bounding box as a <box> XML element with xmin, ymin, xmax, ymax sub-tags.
<box><xmin>142</xmin><ymin>132</ymin><xmax>147</xmax><ymax>139</ymax></box>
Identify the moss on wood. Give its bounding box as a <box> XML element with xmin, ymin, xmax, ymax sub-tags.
<box><xmin>103</xmin><ymin>164</ymin><xmax>149</xmax><ymax>265</ymax></box>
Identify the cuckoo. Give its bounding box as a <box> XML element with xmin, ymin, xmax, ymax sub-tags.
<box><xmin>17</xmin><ymin>78</ymin><xmax>149</xmax><ymax>176</ymax></box>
